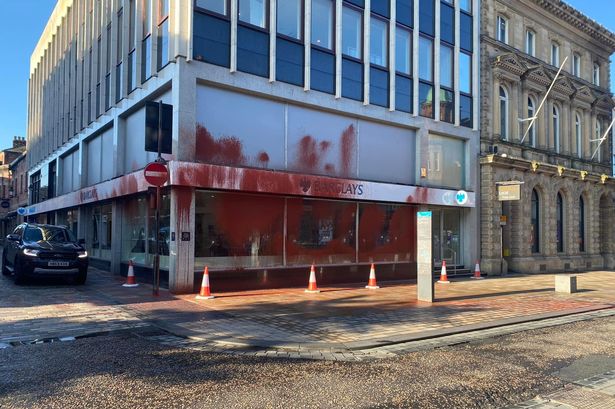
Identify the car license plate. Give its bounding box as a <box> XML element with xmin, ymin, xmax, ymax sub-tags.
<box><xmin>48</xmin><ymin>261</ymin><xmax>70</xmax><ymax>267</ymax></box>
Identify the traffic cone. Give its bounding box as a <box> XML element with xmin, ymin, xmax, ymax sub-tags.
<box><xmin>196</xmin><ymin>266</ymin><xmax>215</xmax><ymax>299</ymax></box>
<box><xmin>472</xmin><ymin>260</ymin><xmax>484</xmax><ymax>280</ymax></box>
<box><xmin>437</xmin><ymin>260</ymin><xmax>450</xmax><ymax>284</ymax></box>
<box><xmin>122</xmin><ymin>260</ymin><xmax>139</xmax><ymax>287</ymax></box>
<box><xmin>365</xmin><ymin>263</ymin><xmax>380</xmax><ymax>289</ymax></box>
<box><xmin>305</xmin><ymin>264</ymin><xmax>320</xmax><ymax>293</ymax></box>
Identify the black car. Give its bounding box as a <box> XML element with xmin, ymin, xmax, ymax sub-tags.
<box><xmin>1</xmin><ymin>223</ymin><xmax>88</xmax><ymax>285</ymax></box>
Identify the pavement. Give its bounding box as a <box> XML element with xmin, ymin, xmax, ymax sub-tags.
<box><xmin>2</xmin><ymin>267</ymin><xmax>615</xmax><ymax>363</ymax></box>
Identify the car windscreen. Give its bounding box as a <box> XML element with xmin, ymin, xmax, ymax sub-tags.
<box><xmin>23</xmin><ymin>226</ymin><xmax>76</xmax><ymax>243</ymax></box>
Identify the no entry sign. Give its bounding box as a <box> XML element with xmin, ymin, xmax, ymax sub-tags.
<box><xmin>144</xmin><ymin>162</ymin><xmax>169</xmax><ymax>187</ymax></box>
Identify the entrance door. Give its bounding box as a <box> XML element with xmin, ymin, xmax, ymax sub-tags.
<box><xmin>432</xmin><ymin>208</ymin><xmax>462</xmax><ymax>267</ymax></box>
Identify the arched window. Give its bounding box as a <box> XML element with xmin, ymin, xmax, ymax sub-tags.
<box><xmin>531</xmin><ymin>189</ymin><xmax>540</xmax><ymax>253</ymax></box>
<box><xmin>553</xmin><ymin>105</ymin><xmax>560</xmax><ymax>153</ymax></box>
<box><xmin>556</xmin><ymin>192</ymin><xmax>564</xmax><ymax>253</ymax></box>
<box><xmin>579</xmin><ymin>195</ymin><xmax>585</xmax><ymax>252</ymax></box>
<box><xmin>528</xmin><ymin>97</ymin><xmax>536</xmax><ymax>146</ymax></box>
<box><xmin>576</xmin><ymin>113</ymin><xmax>582</xmax><ymax>158</ymax></box>
<box><xmin>500</xmin><ymin>86</ymin><xmax>509</xmax><ymax>140</ymax></box>
<box><xmin>594</xmin><ymin>120</ymin><xmax>602</xmax><ymax>161</ymax></box>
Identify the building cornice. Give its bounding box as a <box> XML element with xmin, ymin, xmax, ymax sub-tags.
<box><xmin>531</xmin><ymin>0</ymin><xmax>615</xmax><ymax>52</ymax></box>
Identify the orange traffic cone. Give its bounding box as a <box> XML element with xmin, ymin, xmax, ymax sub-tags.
<box><xmin>122</xmin><ymin>260</ymin><xmax>139</xmax><ymax>287</ymax></box>
<box><xmin>365</xmin><ymin>263</ymin><xmax>380</xmax><ymax>289</ymax></box>
<box><xmin>472</xmin><ymin>260</ymin><xmax>484</xmax><ymax>280</ymax></box>
<box><xmin>437</xmin><ymin>260</ymin><xmax>450</xmax><ymax>284</ymax></box>
<box><xmin>196</xmin><ymin>266</ymin><xmax>215</xmax><ymax>299</ymax></box>
<box><xmin>305</xmin><ymin>264</ymin><xmax>320</xmax><ymax>293</ymax></box>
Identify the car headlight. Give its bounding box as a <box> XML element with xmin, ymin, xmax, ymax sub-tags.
<box><xmin>23</xmin><ymin>249</ymin><xmax>40</xmax><ymax>257</ymax></box>
<box><xmin>78</xmin><ymin>251</ymin><xmax>88</xmax><ymax>258</ymax></box>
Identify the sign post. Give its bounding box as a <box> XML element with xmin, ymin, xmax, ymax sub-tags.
<box><xmin>417</xmin><ymin>211</ymin><xmax>434</xmax><ymax>303</ymax></box>
<box><xmin>144</xmin><ymin>102</ymin><xmax>170</xmax><ymax>296</ymax></box>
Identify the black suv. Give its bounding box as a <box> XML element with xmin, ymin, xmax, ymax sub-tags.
<box><xmin>2</xmin><ymin>223</ymin><xmax>89</xmax><ymax>285</ymax></box>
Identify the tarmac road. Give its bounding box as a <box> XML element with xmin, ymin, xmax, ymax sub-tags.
<box><xmin>2</xmin><ymin>314</ymin><xmax>615</xmax><ymax>408</ymax></box>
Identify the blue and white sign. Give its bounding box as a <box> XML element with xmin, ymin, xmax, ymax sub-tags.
<box><xmin>17</xmin><ymin>207</ymin><xmax>26</xmax><ymax>216</ymax></box>
<box><xmin>455</xmin><ymin>190</ymin><xmax>468</xmax><ymax>205</ymax></box>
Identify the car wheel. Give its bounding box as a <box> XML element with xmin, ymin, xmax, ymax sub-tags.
<box><xmin>74</xmin><ymin>269</ymin><xmax>87</xmax><ymax>285</ymax></box>
<box><xmin>1</xmin><ymin>251</ymin><xmax>9</xmax><ymax>276</ymax></box>
<box><xmin>13</xmin><ymin>258</ymin><xmax>27</xmax><ymax>285</ymax></box>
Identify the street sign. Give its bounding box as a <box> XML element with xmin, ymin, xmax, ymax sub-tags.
<box><xmin>498</xmin><ymin>184</ymin><xmax>521</xmax><ymax>201</ymax></box>
<box><xmin>17</xmin><ymin>207</ymin><xmax>26</xmax><ymax>216</ymax></box>
<box><xmin>144</xmin><ymin>162</ymin><xmax>169</xmax><ymax>187</ymax></box>
<box><xmin>145</xmin><ymin>101</ymin><xmax>173</xmax><ymax>154</ymax></box>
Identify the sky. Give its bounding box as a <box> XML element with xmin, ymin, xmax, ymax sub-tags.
<box><xmin>0</xmin><ymin>1</ymin><xmax>614</xmax><ymax>151</ymax></box>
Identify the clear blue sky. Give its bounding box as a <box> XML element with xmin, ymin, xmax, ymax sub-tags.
<box><xmin>0</xmin><ymin>0</ymin><xmax>614</xmax><ymax>151</ymax></box>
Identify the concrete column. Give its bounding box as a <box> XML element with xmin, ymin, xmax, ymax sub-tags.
<box><xmin>269</xmin><ymin>0</ymin><xmax>276</xmax><ymax>83</ymax></box>
<box><xmin>412</xmin><ymin>1</ymin><xmax>419</xmax><ymax>115</ymax></box>
<box><xmin>433</xmin><ymin>0</ymin><xmax>440</xmax><ymax>121</ymax></box>
<box><xmin>168</xmin><ymin>186</ymin><xmax>195</xmax><ymax>294</ymax></box>
<box><xmin>334</xmin><ymin>0</ymin><xmax>341</xmax><ymax>99</ymax></box>
<box><xmin>389</xmin><ymin>1</ymin><xmax>396</xmax><ymax>111</ymax></box>
<box><xmin>363</xmin><ymin>0</ymin><xmax>371</xmax><ymax>106</ymax></box>
<box><xmin>453</xmin><ymin>0</ymin><xmax>460</xmax><ymax>126</ymax></box>
<box><xmin>173</xmin><ymin>59</ymin><xmax>196</xmax><ymax>162</ymax></box>
<box><xmin>110</xmin><ymin>200</ymin><xmax>123</xmax><ymax>275</ymax></box>
<box><xmin>304</xmin><ymin>0</ymin><xmax>311</xmax><ymax>91</ymax></box>
<box><xmin>493</xmin><ymin>77</ymin><xmax>501</xmax><ymax>136</ymax></box>
<box><xmin>584</xmin><ymin>109</ymin><xmax>592</xmax><ymax>160</ymax></box>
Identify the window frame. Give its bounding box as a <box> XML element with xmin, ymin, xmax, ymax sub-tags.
<box><xmin>553</xmin><ymin>104</ymin><xmax>560</xmax><ymax>153</ymax></box>
<box><xmin>499</xmin><ymin>85</ymin><xmax>509</xmax><ymax>140</ymax></box>
<box><xmin>276</xmin><ymin>0</ymin><xmax>304</xmax><ymax>42</ymax></box>
<box><xmin>527</xmin><ymin>96</ymin><xmax>536</xmax><ymax>146</ymax></box>
<box><xmin>194</xmin><ymin>0</ymin><xmax>230</xmax><ymax>18</ymax></box>
<box><xmin>238</xmin><ymin>0</ymin><xmax>270</xmax><ymax>30</ymax></box>
<box><xmin>311</xmin><ymin>0</ymin><xmax>335</xmax><ymax>52</ymax></box>
<box><xmin>496</xmin><ymin>15</ymin><xmax>508</xmax><ymax>44</ymax></box>
<box><xmin>572</xmin><ymin>53</ymin><xmax>581</xmax><ymax>77</ymax></box>
<box><xmin>525</xmin><ymin>29</ymin><xmax>535</xmax><ymax>56</ymax></box>
<box><xmin>369</xmin><ymin>14</ymin><xmax>389</xmax><ymax>68</ymax></box>
<box><xmin>341</xmin><ymin>3</ymin><xmax>363</xmax><ymax>61</ymax></box>
<box><xmin>395</xmin><ymin>24</ymin><xmax>412</xmax><ymax>77</ymax></box>
<box><xmin>551</xmin><ymin>42</ymin><xmax>560</xmax><ymax>66</ymax></box>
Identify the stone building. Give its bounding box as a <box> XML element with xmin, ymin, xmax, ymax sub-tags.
<box><xmin>0</xmin><ymin>137</ymin><xmax>27</xmax><ymax>238</ymax></box>
<box><xmin>480</xmin><ymin>0</ymin><xmax>615</xmax><ymax>274</ymax></box>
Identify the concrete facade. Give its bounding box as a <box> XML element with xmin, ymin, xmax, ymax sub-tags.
<box><xmin>27</xmin><ymin>0</ymin><xmax>481</xmax><ymax>293</ymax></box>
<box><xmin>480</xmin><ymin>0</ymin><xmax>615</xmax><ymax>274</ymax></box>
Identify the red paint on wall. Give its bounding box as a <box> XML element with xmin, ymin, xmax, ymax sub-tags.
<box><xmin>195</xmin><ymin>124</ymin><xmax>246</xmax><ymax>166</ymax></box>
<box><xmin>340</xmin><ymin>124</ymin><xmax>356</xmax><ymax>178</ymax></box>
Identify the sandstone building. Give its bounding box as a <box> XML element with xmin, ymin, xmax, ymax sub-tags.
<box><xmin>480</xmin><ymin>0</ymin><xmax>615</xmax><ymax>274</ymax></box>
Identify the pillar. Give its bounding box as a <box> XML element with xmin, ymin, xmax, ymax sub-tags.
<box><xmin>168</xmin><ymin>186</ymin><xmax>195</xmax><ymax>293</ymax></box>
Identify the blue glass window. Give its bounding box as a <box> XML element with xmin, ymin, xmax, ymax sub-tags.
<box><xmin>440</xmin><ymin>3</ymin><xmax>454</xmax><ymax>44</ymax></box>
<box><xmin>419</xmin><ymin>0</ymin><xmax>434</xmax><ymax>36</ymax></box>
<box><xmin>277</xmin><ymin>38</ymin><xmax>304</xmax><ymax>86</ymax></box>
<box><xmin>342</xmin><ymin>58</ymin><xmax>363</xmax><ymax>101</ymax></box>
<box><xmin>460</xmin><ymin>95</ymin><xmax>472</xmax><ymax>128</ymax></box>
<box><xmin>460</xmin><ymin>13</ymin><xmax>473</xmax><ymax>52</ymax></box>
<box><xmin>237</xmin><ymin>25</ymin><xmax>269</xmax><ymax>77</ymax></box>
<box><xmin>395</xmin><ymin>75</ymin><xmax>412</xmax><ymax>113</ymax></box>
<box><xmin>419</xmin><ymin>82</ymin><xmax>433</xmax><ymax>118</ymax></box>
<box><xmin>396</xmin><ymin>0</ymin><xmax>413</xmax><ymax>27</ymax></box>
<box><xmin>370</xmin><ymin>67</ymin><xmax>388</xmax><ymax>107</ymax></box>
<box><xmin>193</xmin><ymin>12</ymin><xmax>230</xmax><ymax>67</ymax></box>
<box><xmin>371</xmin><ymin>0</ymin><xmax>389</xmax><ymax>18</ymax></box>
<box><xmin>311</xmin><ymin>48</ymin><xmax>335</xmax><ymax>94</ymax></box>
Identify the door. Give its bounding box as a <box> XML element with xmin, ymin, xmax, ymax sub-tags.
<box><xmin>432</xmin><ymin>208</ymin><xmax>462</xmax><ymax>266</ymax></box>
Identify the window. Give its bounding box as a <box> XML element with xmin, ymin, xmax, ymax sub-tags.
<box><xmin>116</xmin><ymin>7</ymin><xmax>124</xmax><ymax>103</ymax></box>
<box><xmin>142</xmin><ymin>0</ymin><xmax>153</xmax><ymax>79</ymax></box>
<box><xmin>128</xmin><ymin>0</ymin><xmax>137</xmax><ymax>92</ymax></box>
<box><xmin>311</xmin><ymin>0</ymin><xmax>333</xmax><ymax>50</ymax></box>
<box><xmin>551</xmin><ymin>42</ymin><xmax>559</xmax><ymax>66</ymax></box>
<box><xmin>460</xmin><ymin>0</ymin><xmax>471</xmax><ymax>13</ymax></box>
<box><xmin>370</xmin><ymin>18</ymin><xmax>387</xmax><ymax>67</ymax></box>
<box><xmin>496</xmin><ymin>16</ymin><xmax>507</xmax><ymax>43</ymax></box>
<box><xmin>593</xmin><ymin>63</ymin><xmax>600</xmax><ymax>85</ymax></box>
<box><xmin>157</xmin><ymin>0</ymin><xmax>170</xmax><ymax>69</ymax></box>
<box><xmin>579</xmin><ymin>196</ymin><xmax>585</xmax><ymax>252</ymax></box>
<box><xmin>553</xmin><ymin>105</ymin><xmax>560</xmax><ymax>153</ymax></box>
<box><xmin>440</xmin><ymin>45</ymin><xmax>453</xmax><ymax>89</ymax></box>
<box><xmin>239</xmin><ymin>0</ymin><xmax>266</xmax><ymax>28</ymax></box>
<box><xmin>573</xmin><ymin>53</ymin><xmax>580</xmax><ymax>77</ymax></box>
<box><xmin>556</xmin><ymin>192</ymin><xmax>564</xmax><ymax>253</ymax></box>
<box><xmin>440</xmin><ymin>2</ymin><xmax>454</xmax><ymax>44</ymax></box>
<box><xmin>277</xmin><ymin>0</ymin><xmax>302</xmax><ymax>39</ymax></box>
<box><xmin>342</xmin><ymin>7</ymin><xmax>361</xmax><ymax>58</ymax></box>
<box><xmin>371</xmin><ymin>0</ymin><xmax>389</xmax><ymax>17</ymax></box>
<box><xmin>528</xmin><ymin>97</ymin><xmax>536</xmax><ymax>146</ymax></box>
<box><xmin>531</xmin><ymin>189</ymin><xmax>539</xmax><ymax>253</ymax></box>
<box><xmin>396</xmin><ymin>27</ymin><xmax>411</xmax><ymax>75</ymax></box>
<box><xmin>460</xmin><ymin>95</ymin><xmax>472</xmax><ymax>128</ymax></box>
<box><xmin>526</xmin><ymin>30</ymin><xmax>535</xmax><ymax>56</ymax></box>
<box><xmin>396</xmin><ymin>0</ymin><xmax>413</xmax><ymax>27</ymax></box>
<box><xmin>576</xmin><ymin>113</ymin><xmax>582</xmax><ymax>158</ymax></box>
<box><xmin>419</xmin><ymin>81</ymin><xmax>433</xmax><ymax>118</ymax></box>
<box><xmin>594</xmin><ymin>120</ymin><xmax>602</xmax><ymax>161</ymax></box>
<box><xmin>460</xmin><ymin>12</ymin><xmax>472</xmax><ymax>52</ymax></box>
<box><xmin>499</xmin><ymin>86</ymin><xmax>508</xmax><ymax>140</ymax></box>
<box><xmin>196</xmin><ymin>0</ymin><xmax>227</xmax><ymax>15</ymax></box>
<box><xmin>418</xmin><ymin>36</ymin><xmax>433</xmax><ymax>82</ymax></box>
<box><xmin>419</xmin><ymin>0</ymin><xmax>434</xmax><ymax>36</ymax></box>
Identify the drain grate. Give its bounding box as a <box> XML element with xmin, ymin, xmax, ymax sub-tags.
<box><xmin>550</xmin><ymin>385</ymin><xmax>615</xmax><ymax>409</ymax></box>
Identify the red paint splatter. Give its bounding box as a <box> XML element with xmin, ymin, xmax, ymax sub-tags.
<box><xmin>324</xmin><ymin>164</ymin><xmax>335</xmax><ymax>173</ymax></box>
<box><xmin>195</xmin><ymin>124</ymin><xmax>246</xmax><ymax>166</ymax></box>
<box><xmin>340</xmin><ymin>124</ymin><xmax>356</xmax><ymax>178</ymax></box>
<box><xmin>319</xmin><ymin>141</ymin><xmax>331</xmax><ymax>151</ymax></box>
